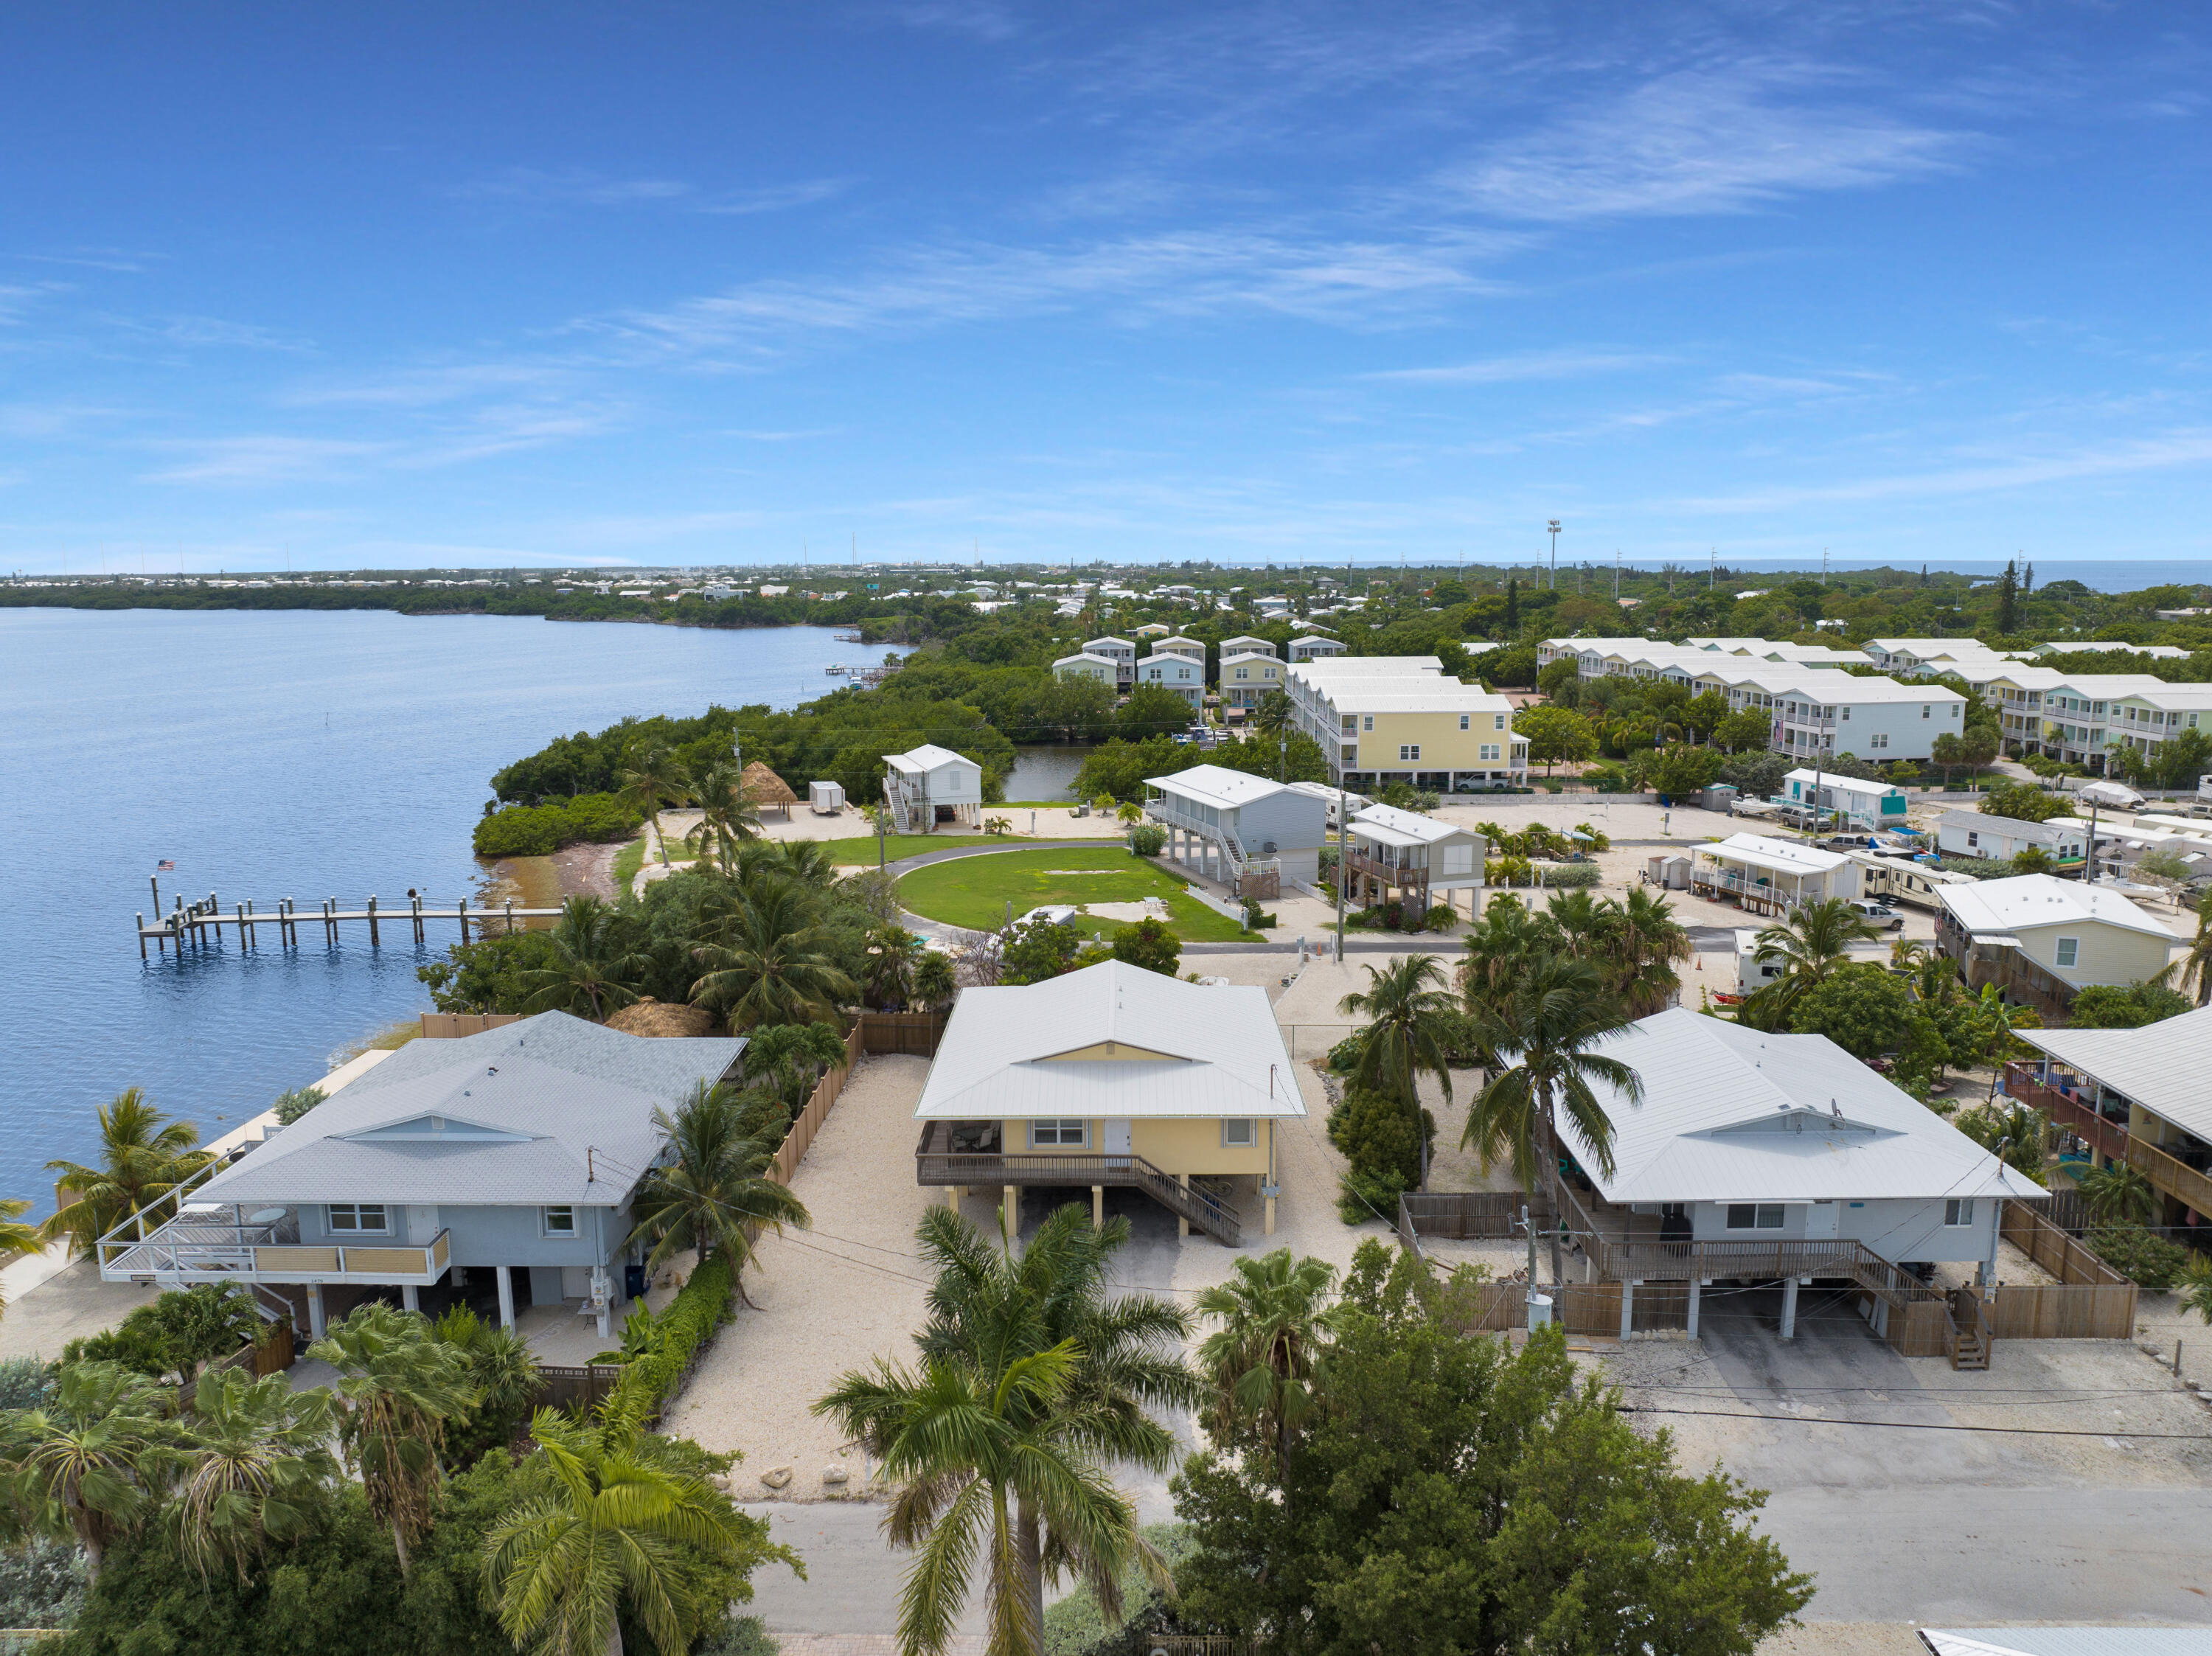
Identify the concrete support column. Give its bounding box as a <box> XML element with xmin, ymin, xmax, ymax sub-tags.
<box><xmin>305</xmin><ymin>1283</ymin><xmax>326</xmax><ymax>1340</ymax></box>
<box><xmin>1178</xmin><ymin>1174</ymin><xmax>1191</xmax><ymax>1239</ymax></box>
<box><xmin>1618</xmin><ymin>1279</ymin><xmax>1636</xmax><ymax>1341</ymax></box>
<box><xmin>1686</xmin><ymin>1279</ymin><xmax>1703</xmax><ymax>1340</ymax></box>
<box><xmin>401</xmin><ymin>1284</ymin><xmax>419</xmax><ymax>1313</ymax></box>
<box><xmin>495</xmin><ymin>1264</ymin><xmax>516</xmax><ymax>1330</ymax></box>
<box><xmin>1264</xmin><ymin>1191</ymin><xmax>1277</xmax><ymax>1236</ymax></box>
<box><xmin>944</xmin><ymin>1186</ymin><xmax>959</xmax><ymax>1211</ymax></box>
<box><xmin>1091</xmin><ymin>1186</ymin><xmax>1104</xmax><ymax>1230</ymax></box>
<box><xmin>1002</xmin><ymin>1186</ymin><xmax>1020</xmax><ymax>1232</ymax></box>
<box><xmin>1780</xmin><ymin>1275</ymin><xmax>1801</xmax><ymax>1340</ymax></box>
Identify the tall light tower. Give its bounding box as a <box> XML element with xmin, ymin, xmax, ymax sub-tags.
<box><xmin>1547</xmin><ymin>520</ymin><xmax>1561</xmax><ymax>590</ymax></box>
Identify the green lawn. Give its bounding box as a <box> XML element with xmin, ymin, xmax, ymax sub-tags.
<box><xmin>824</xmin><ymin>832</ymin><xmax>1023</xmax><ymax>865</ymax></box>
<box><xmin>896</xmin><ymin>845</ymin><xmax>1256</xmax><ymax>942</ymax></box>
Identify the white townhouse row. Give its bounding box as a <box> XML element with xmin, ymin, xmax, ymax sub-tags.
<box><xmin>1953</xmin><ymin>662</ymin><xmax>2212</xmax><ymax>773</ymax></box>
<box><xmin>1284</xmin><ymin>657</ymin><xmax>1527</xmax><ymax>790</ymax></box>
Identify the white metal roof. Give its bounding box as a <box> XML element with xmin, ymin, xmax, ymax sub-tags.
<box><xmin>1784</xmin><ymin>768</ymin><xmax>1902</xmax><ymax>798</ymax></box>
<box><xmin>1934</xmin><ymin>874</ymin><xmax>2180</xmax><ymax>942</ymax></box>
<box><xmin>887</xmin><ymin>743</ymin><xmax>983</xmax><ymax>775</ymax></box>
<box><xmin>1921</xmin><ymin>1630</ymin><xmax>2212</xmax><ymax>1656</ymax></box>
<box><xmin>1349</xmin><ymin>803</ymin><xmax>1474</xmax><ymax>846</ymax></box>
<box><xmin>2016</xmin><ymin>1003</ymin><xmax>2212</xmax><ymax>1136</ymax></box>
<box><xmin>1219</xmin><ymin>651</ymin><xmax>1281</xmax><ymax>669</ymax></box>
<box><xmin>1557</xmin><ymin>1009</ymin><xmax>2044</xmax><ymax>1207</ymax></box>
<box><xmin>915</xmin><ymin>961</ymin><xmax>1304</xmax><ymax>1121</ymax></box>
<box><xmin>1054</xmin><ymin>652</ymin><xmax>1118</xmax><ymax>669</ymax></box>
<box><xmin>1083</xmin><ymin>636</ymin><xmax>1134</xmax><ymax>649</ymax></box>
<box><xmin>1702</xmin><ymin>833</ymin><xmax>1849</xmax><ymax>877</ymax></box>
<box><xmin>1145</xmin><ymin>764</ymin><xmax>1297</xmax><ymax>809</ymax></box>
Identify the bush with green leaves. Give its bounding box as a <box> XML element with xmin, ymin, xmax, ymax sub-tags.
<box><xmin>2089</xmin><ymin>1225</ymin><xmax>2194</xmax><ymax>1291</ymax></box>
<box><xmin>472</xmin><ymin>790</ymin><xmax>641</xmax><ymax>857</ymax></box>
<box><xmin>1043</xmin><ymin>1523</ymin><xmax>1194</xmax><ymax>1656</ymax></box>
<box><xmin>1127</xmin><ymin>824</ymin><xmax>1166</xmax><ymax>857</ymax></box>
<box><xmin>274</xmin><ymin>1085</ymin><xmax>324</xmax><ymax>1126</ymax></box>
<box><xmin>0</xmin><ymin>1356</ymin><xmax>53</xmax><ymax>1411</ymax></box>
<box><xmin>2067</xmin><ymin>981</ymin><xmax>2194</xmax><ymax>1030</ymax></box>
<box><xmin>0</xmin><ymin>1537</ymin><xmax>84</xmax><ymax>1639</ymax></box>
<box><xmin>1326</xmin><ymin>1085</ymin><xmax>1432</xmax><ymax>1222</ymax></box>
<box><xmin>63</xmin><ymin>1281</ymin><xmax>262</xmax><ymax>1396</ymax></box>
<box><xmin>1110</xmin><ymin>916</ymin><xmax>1182</xmax><ymax>976</ymax></box>
<box><xmin>602</xmin><ymin>1249</ymin><xmax>737</xmax><ymax>1424</ymax></box>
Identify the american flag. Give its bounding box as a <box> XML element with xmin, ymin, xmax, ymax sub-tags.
<box><xmin>156</xmin><ymin>860</ymin><xmax>175</xmax><ymax>870</ymax></box>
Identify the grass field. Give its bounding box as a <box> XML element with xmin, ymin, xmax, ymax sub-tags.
<box><xmin>895</xmin><ymin>845</ymin><xmax>1254</xmax><ymax>942</ymax></box>
<box><xmin>824</xmin><ymin>833</ymin><xmax>1020</xmax><ymax>865</ymax></box>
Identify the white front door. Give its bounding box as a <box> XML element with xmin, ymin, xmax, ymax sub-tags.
<box><xmin>407</xmin><ymin>1205</ymin><xmax>440</xmax><ymax>1245</ymax></box>
<box><xmin>1103</xmin><ymin>1119</ymin><xmax>1132</xmax><ymax>1155</ymax></box>
<box><xmin>1805</xmin><ymin>1201</ymin><xmax>1838</xmax><ymax>1240</ymax></box>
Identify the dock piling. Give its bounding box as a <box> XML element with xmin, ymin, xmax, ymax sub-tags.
<box><xmin>367</xmin><ymin>895</ymin><xmax>379</xmax><ymax>947</ymax></box>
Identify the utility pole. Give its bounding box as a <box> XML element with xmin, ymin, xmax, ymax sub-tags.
<box><xmin>1613</xmin><ymin>549</ymin><xmax>1620</xmax><ymax>602</ymax></box>
<box><xmin>1709</xmin><ymin>549</ymin><xmax>1716</xmax><ymax>592</ymax></box>
<box><xmin>1822</xmin><ymin>546</ymin><xmax>1829</xmax><ymax>586</ymax></box>
<box><xmin>1547</xmin><ymin>520</ymin><xmax>1561</xmax><ymax>590</ymax></box>
<box><xmin>1335</xmin><ymin>775</ymin><xmax>1347</xmax><ymax>964</ymax></box>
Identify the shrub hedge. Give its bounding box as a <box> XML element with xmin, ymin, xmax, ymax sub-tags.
<box><xmin>604</xmin><ymin>1249</ymin><xmax>736</xmax><ymax>1424</ymax></box>
<box><xmin>472</xmin><ymin>792</ymin><xmax>640</xmax><ymax>858</ymax></box>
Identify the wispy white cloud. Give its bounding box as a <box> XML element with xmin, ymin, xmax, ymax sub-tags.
<box><xmin>1367</xmin><ymin>348</ymin><xmax>1675</xmax><ymax>384</ymax></box>
<box><xmin>873</xmin><ymin>1</ymin><xmax>1024</xmax><ymax>44</ymax></box>
<box><xmin>1671</xmin><ymin>429</ymin><xmax>2212</xmax><ymax>513</ymax></box>
<box><xmin>1442</xmin><ymin>68</ymin><xmax>1964</xmax><ymax>222</ymax></box>
<box><xmin>14</xmin><ymin>248</ymin><xmax>155</xmax><ymax>274</ymax></box>
<box><xmin>451</xmin><ymin>167</ymin><xmax>847</xmax><ymax>216</ymax></box>
<box><xmin>141</xmin><ymin>436</ymin><xmax>392</xmax><ymax>486</ymax></box>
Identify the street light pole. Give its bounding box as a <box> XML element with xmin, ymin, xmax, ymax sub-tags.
<box><xmin>1548</xmin><ymin>520</ymin><xmax>1561</xmax><ymax>591</ymax></box>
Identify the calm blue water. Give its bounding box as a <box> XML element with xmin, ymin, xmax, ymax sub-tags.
<box><xmin>0</xmin><ymin>609</ymin><xmax>895</xmax><ymax>1214</ymax></box>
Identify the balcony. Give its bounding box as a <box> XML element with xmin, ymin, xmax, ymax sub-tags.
<box><xmin>99</xmin><ymin>1204</ymin><xmax>453</xmax><ymax>1287</ymax></box>
<box><xmin>2005</xmin><ymin>1064</ymin><xmax>2212</xmax><ymax>1219</ymax></box>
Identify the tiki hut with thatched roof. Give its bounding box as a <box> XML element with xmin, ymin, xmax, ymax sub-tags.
<box><xmin>605</xmin><ymin>997</ymin><xmax>718</xmax><ymax>1038</ymax></box>
<box><xmin>742</xmin><ymin>761</ymin><xmax>799</xmax><ymax>821</ymax></box>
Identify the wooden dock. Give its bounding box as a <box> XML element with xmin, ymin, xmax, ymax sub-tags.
<box><xmin>135</xmin><ymin>877</ymin><xmax>560</xmax><ymax>959</ymax></box>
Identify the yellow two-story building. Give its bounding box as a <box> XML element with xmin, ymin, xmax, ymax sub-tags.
<box><xmin>1287</xmin><ymin>656</ymin><xmax>1526</xmax><ymax>790</ymax></box>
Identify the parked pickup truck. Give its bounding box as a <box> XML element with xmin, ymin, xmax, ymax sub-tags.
<box><xmin>1847</xmin><ymin>898</ymin><xmax>1904</xmax><ymax>930</ymax></box>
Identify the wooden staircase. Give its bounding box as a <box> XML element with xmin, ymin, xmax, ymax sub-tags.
<box><xmin>1948</xmin><ymin>1285</ymin><xmax>1992</xmax><ymax>1371</ymax></box>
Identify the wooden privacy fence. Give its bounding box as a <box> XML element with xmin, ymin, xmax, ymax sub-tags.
<box><xmin>1398</xmin><ymin>1191</ymin><xmax>1553</xmax><ymax>1254</ymax></box>
<box><xmin>1432</xmin><ymin>1279</ymin><xmax>1691</xmax><ymax>1338</ymax></box>
<box><xmin>1992</xmin><ymin>1203</ymin><xmax>2138</xmax><ymax>1340</ymax></box>
<box><xmin>537</xmin><ymin>1363</ymin><xmax>625</xmax><ymax>1412</ymax></box>
<box><xmin>768</xmin><ymin>1024</ymin><xmax>866</xmax><ymax>1186</ymax></box>
<box><xmin>856</xmin><ymin>1010</ymin><xmax>945</xmax><ymax>1057</ymax></box>
<box><xmin>420</xmin><ymin>1012</ymin><xmax>524</xmax><ymax>1039</ymax></box>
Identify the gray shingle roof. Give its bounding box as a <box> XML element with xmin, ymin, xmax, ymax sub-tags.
<box><xmin>196</xmin><ymin>1013</ymin><xmax>745</xmax><ymax>1209</ymax></box>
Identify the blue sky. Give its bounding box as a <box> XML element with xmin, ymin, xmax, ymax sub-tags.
<box><xmin>4</xmin><ymin>2</ymin><xmax>2209</xmax><ymax>571</ymax></box>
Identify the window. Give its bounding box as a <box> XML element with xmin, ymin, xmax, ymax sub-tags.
<box><xmin>1234</xmin><ymin>667</ymin><xmax>1248</xmax><ymax>680</ymax></box>
<box><xmin>327</xmin><ymin>1203</ymin><xmax>389</xmax><ymax>1234</ymax></box>
<box><xmin>1221</xmin><ymin>1119</ymin><xmax>1256</xmax><ymax>1147</ymax></box>
<box><xmin>1944</xmin><ymin>1199</ymin><xmax>1975</xmax><ymax>1227</ymax></box>
<box><xmin>1399</xmin><ymin>744</ymin><xmax>1420</xmax><ymax>762</ymax></box>
<box><xmin>2055</xmin><ymin>937</ymin><xmax>2079</xmax><ymax>968</ymax></box>
<box><xmin>1362</xmin><ymin>715</ymin><xmax>1374</xmax><ymax>732</ymax></box>
<box><xmin>1966</xmin><ymin>831</ymin><xmax>1978</xmax><ymax>848</ymax></box>
<box><xmin>1871</xmin><ymin>732</ymin><xmax>1889</xmax><ymax>750</ymax></box>
<box><xmin>542</xmin><ymin>1206</ymin><xmax>577</xmax><ymax>1236</ymax></box>
<box><xmin>1725</xmin><ymin>1203</ymin><xmax>1786</xmax><ymax>1231</ymax></box>
<box><xmin>1459</xmin><ymin>714</ymin><xmax>1470</xmax><ymax>730</ymax></box>
<box><xmin>1030</xmin><ymin>1119</ymin><xmax>1088</xmax><ymax>1147</ymax></box>
<box><xmin>1494</xmin><ymin>714</ymin><xmax>1506</xmax><ymax>730</ymax></box>
<box><xmin>1922</xmin><ymin>704</ymin><xmax>1932</xmax><ymax>718</ymax></box>
<box><xmin>1840</xmin><ymin>706</ymin><xmax>1850</xmax><ymax>721</ymax></box>
<box><xmin>1480</xmin><ymin>743</ymin><xmax>1500</xmax><ymax>761</ymax></box>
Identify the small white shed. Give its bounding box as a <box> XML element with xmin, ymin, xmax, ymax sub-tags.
<box><xmin>809</xmin><ymin>780</ymin><xmax>846</xmax><ymax>815</ymax></box>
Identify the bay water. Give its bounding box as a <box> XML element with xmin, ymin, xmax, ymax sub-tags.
<box><xmin>0</xmin><ymin>609</ymin><xmax>896</xmax><ymax>1214</ymax></box>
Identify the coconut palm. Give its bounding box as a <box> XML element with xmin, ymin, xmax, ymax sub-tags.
<box><xmin>1336</xmin><ymin>955</ymin><xmax>1459</xmax><ymax>1187</ymax></box>
<box><xmin>1742</xmin><ymin>897</ymin><xmax>1881</xmax><ymax>1027</ymax></box>
<box><xmin>1953</xmin><ymin>1102</ymin><xmax>2051</xmax><ymax>1179</ymax></box>
<box><xmin>1461</xmin><ymin>952</ymin><xmax>1643</xmax><ymax>1284</ymax></box>
<box><xmin>618</xmin><ymin>744</ymin><xmax>682</xmax><ymax>868</ymax></box>
<box><xmin>816</xmin><ymin>1203</ymin><xmax>1193</xmax><ymax>1656</ymax></box>
<box><xmin>2178</xmin><ymin>1253</ymin><xmax>2212</xmax><ymax>1327</ymax></box>
<box><xmin>1192</xmin><ymin>1249</ymin><xmax>1337</xmax><ymax>1481</ymax></box>
<box><xmin>2</xmin><ymin>1360</ymin><xmax>172</xmax><ymax>1582</ymax></box>
<box><xmin>682</xmin><ymin>756</ymin><xmax>761</xmax><ymax>874</ymax></box>
<box><xmin>1604</xmin><ymin>886</ymin><xmax>1692</xmax><ymax>1016</ymax></box>
<box><xmin>166</xmin><ymin>1367</ymin><xmax>336</xmax><ymax>1582</ymax></box>
<box><xmin>0</xmin><ymin>1199</ymin><xmax>44</xmax><ymax>1317</ymax></box>
<box><xmin>912</xmin><ymin>952</ymin><xmax>958</xmax><ymax>1014</ymax></box>
<box><xmin>863</xmin><ymin>925</ymin><xmax>923</xmax><ymax>1010</ymax></box>
<box><xmin>2178</xmin><ymin>894</ymin><xmax>2212</xmax><ymax>1008</ymax></box>
<box><xmin>689</xmin><ymin>878</ymin><xmax>857</xmax><ymax>1029</ymax></box>
<box><xmin>42</xmin><ymin>1089</ymin><xmax>214</xmax><ymax>1262</ymax></box>
<box><xmin>626</xmin><ymin>1082</ymin><xmax>810</xmax><ymax>1310</ymax></box>
<box><xmin>520</xmin><ymin>897</ymin><xmax>649</xmax><ymax>1022</ymax></box>
<box><xmin>484</xmin><ymin>1411</ymin><xmax>765</xmax><ymax>1656</ymax></box>
<box><xmin>2073</xmin><ymin>1161</ymin><xmax>2159</xmax><ymax>1228</ymax></box>
<box><xmin>307</xmin><ymin>1302</ymin><xmax>478</xmax><ymax>1578</ymax></box>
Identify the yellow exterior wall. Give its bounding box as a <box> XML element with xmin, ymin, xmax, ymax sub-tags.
<box><xmin>990</xmin><ymin>1117</ymin><xmax>1274</xmax><ymax>1176</ymax></box>
<box><xmin>1351</xmin><ymin>709</ymin><xmax>1514</xmax><ymax>770</ymax></box>
<box><xmin>2017</xmin><ymin>921</ymin><xmax>2174</xmax><ymax>989</ymax></box>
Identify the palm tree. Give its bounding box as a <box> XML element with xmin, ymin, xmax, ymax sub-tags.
<box><xmin>818</xmin><ymin>1203</ymin><xmax>1194</xmax><ymax>1656</ymax></box>
<box><xmin>520</xmin><ymin>897</ymin><xmax>648</xmax><ymax>1022</ymax></box>
<box><xmin>912</xmin><ymin>952</ymin><xmax>958</xmax><ymax>1014</ymax></box>
<box><xmin>1461</xmin><ymin>953</ymin><xmax>1643</xmax><ymax>1284</ymax></box>
<box><xmin>1954</xmin><ymin>1102</ymin><xmax>2051</xmax><ymax>1179</ymax></box>
<box><xmin>1604</xmin><ymin>886</ymin><xmax>1691</xmax><ymax>1016</ymax></box>
<box><xmin>2178</xmin><ymin>894</ymin><xmax>2212</xmax><ymax>1008</ymax></box>
<box><xmin>689</xmin><ymin>878</ymin><xmax>857</xmax><ymax>1029</ymax></box>
<box><xmin>2073</xmin><ymin>1161</ymin><xmax>2159</xmax><ymax>1228</ymax></box>
<box><xmin>619</xmin><ymin>744</ymin><xmax>682</xmax><ymax>868</ymax></box>
<box><xmin>166</xmin><ymin>1367</ymin><xmax>336</xmax><ymax>1582</ymax></box>
<box><xmin>1542</xmin><ymin>888</ymin><xmax>1604</xmax><ymax>959</ymax></box>
<box><xmin>682</xmin><ymin>756</ymin><xmax>761</xmax><ymax>874</ymax></box>
<box><xmin>1337</xmin><ymin>955</ymin><xmax>1459</xmax><ymax>1186</ymax></box>
<box><xmin>43</xmin><ymin>1089</ymin><xmax>214</xmax><ymax>1262</ymax></box>
<box><xmin>0</xmin><ymin>1199</ymin><xmax>44</xmax><ymax>1316</ymax></box>
<box><xmin>307</xmin><ymin>1303</ymin><xmax>478</xmax><ymax>1578</ymax></box>
<box><xmin>1743</xmin><ymin>897</ymin><xmax>1880</xmax><ymax>1026</ymax></box>
<box><xmin>435</xmin><ymin>1305</ymin><xmax>544</xmax><ymax>1458</ymax></box>
<box><xmin>2177</xmin><ymin>1253</ymin><xmax>2212</xmax><ymax>1327</ymax></box>
<box><xmin>626</xmin><ymin>1082</ymin><xmax>810</xmax><ymax>1310</ymax></box>
<box><xmin>863</xmin><ymin>925</ymin><xmax>923</xmax><ymax>1010</ymax></box>
<box><xmin>1457</xmin><ymin>894</ymin><xmax>1543</xmax><ymax>1019</ymax></box>
<box><xmin>484</xmin><ymin>1411</ymin><xmax>765</xmax><ymax>1656</ymax></box>
<box><xmin>1192</xmin><ymin>1249</ymin><xmax>1336</xmax><ymax>1481</ymax></box>
<box><xmin>2</xmin><ymin>1360</ymin><xmax>172</xmax><ymax>1582</ymax></box>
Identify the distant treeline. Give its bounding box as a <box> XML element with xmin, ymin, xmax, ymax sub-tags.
<box><xmin>0</xmin><ymin>580</ymin><xmax>995</xmax><ymax>642</ymax></box>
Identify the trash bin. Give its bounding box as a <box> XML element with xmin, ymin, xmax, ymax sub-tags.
<box><xmin>624</xmin><ymin>1264</ymin><xmax>647</xmax><ymax>1302</ymax></box>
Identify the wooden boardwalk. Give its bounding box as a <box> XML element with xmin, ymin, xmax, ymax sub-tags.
<box><xmin>136</xmin><ymin>877</ymin><xmax>560</xmax><ymax>957</ymax></box>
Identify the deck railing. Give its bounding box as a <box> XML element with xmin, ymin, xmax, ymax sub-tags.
<box><xmin>915</xmin><ymin>1123</ymin><xmax>1241</xmax><ymax>1245</ymax></box>
<box><xmin>102</xmin><ymin>1221</ymin><xmax>452</xmax><ymax>1287</ymax></box>
<box><xmin>2005</xmin><ymin>1063</ymin><xmax>2212</xmax><ymax>1218</ymax></box>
